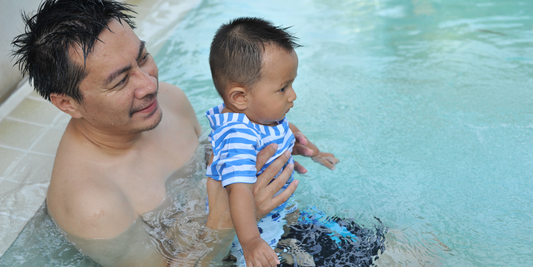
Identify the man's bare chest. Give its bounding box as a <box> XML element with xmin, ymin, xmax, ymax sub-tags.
<box><xmin>112</xmin><ymin>127</ymin><xmax>200</xmax><ymax>215</ymax></box>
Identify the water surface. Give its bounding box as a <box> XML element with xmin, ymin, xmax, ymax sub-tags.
<box><xmin>155</xmin><ymin>0</ymin><xmax>533</xmax><ymax>266</ymax></box>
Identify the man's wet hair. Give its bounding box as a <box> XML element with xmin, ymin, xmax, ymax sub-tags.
<box><xmin>12</xmin><ymin>0</ymin><xmax>136</xmax><ymax>103</ymax></box>
<box><xmin>209</xmin><ymin>17</ymin><xmax>301</xmax><ymax>99</ymax></box>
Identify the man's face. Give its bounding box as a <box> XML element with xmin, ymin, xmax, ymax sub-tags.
<box><xmin>245</xmin><ymin>45</ymin><xmax>298</xmax><ymax>126</ymax></box>
<box><xmin>71</xmin><ymin>19</ymin><xmax>161</xmax><ymax>135</ymax></box>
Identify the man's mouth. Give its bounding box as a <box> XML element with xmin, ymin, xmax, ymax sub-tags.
<box><xmin>130</xmin><ymin>96</ymin><xmax>158</xmax><ymax>117</ymax></box>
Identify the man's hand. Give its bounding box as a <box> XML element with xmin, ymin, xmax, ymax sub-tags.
<box><xmin>206</xmin><ymin>144</ymin><xmax>299</xmax><ymax>228</ymax></box>
<box><xmin>253</xmin><ymin>144</ymin><xmax>298</xmax><ymax>221</ymax></box>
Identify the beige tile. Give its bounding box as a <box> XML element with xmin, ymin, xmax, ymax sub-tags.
<box><xmin>29</xmin><ymin>89</ymin><xmax>42</xmax><ymax>99</ymax></box>
<box><xmin>0</xmin><ymin>146</ymin><xmax>24</xmax><ymax>177</ymax></box>
<box><xmin>0</xmin><ymin>180</ymin><xmax>48</xmax><ymax>257</ymax></box>
<box><xmin>51</xmin><ymin>112</ymin><xmax>70</xmax><ymax>130</ymax></box>
<box><xmin>31</xmin><ymin>128</ymin><xmax>64</xmax><ymax>155</ymax></box>
<box><xmin>0</xmin><ymin>119</ymin><xmax>47</xmax><ymax>149</ymax></box>
<box><xmin>0</xmin><ymin>179</ymin><xmax>20</xmax><ymax>199</ymax></box>
<box><xmin>0</xmin><ymin>213</ymin><xmax>27</xmax><ymax>257</ymax></box>
<box><xmin>0</xmin><ymin>181</ymin><xmax>48</xmax><ymax>220</ymax></box>
<box><xmin>6</xmin><ymin>153</ymin><xmax>54</xmax><ymax>184</ymax></box>
<box><xmin>0</xmin><ymin>83</ymin><xmax>33</xmax><ymax>121</ymax></box>
<box><xmin>8</xmin><ymin>98</ymin><xmax>61</xmax><ymax>125</ymax></box>
<box><xmin>0</xmin><ymin>181</ymin><xmax>46</xmax><ymax>257</ymax></box>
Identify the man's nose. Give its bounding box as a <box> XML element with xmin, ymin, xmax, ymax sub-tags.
<box><xmin>134</xmin><ymin>68</ymin><xmax>157</xmax><ymax>99</ymax></box>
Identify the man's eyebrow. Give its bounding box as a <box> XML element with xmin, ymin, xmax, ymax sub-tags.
<box><xmin>137</xmin><ymin>41</ymin><xmax>146</xmax><ymax>62</ymax></box>
<box><xmin>103</xmin><ymin>41</ymin><xmax>146</xmax><ymax>87</ymax></box>
<box><xmin>103</xmin><ymin>64</ymin><xmax>131</xmax><ymax>87</ymax></box>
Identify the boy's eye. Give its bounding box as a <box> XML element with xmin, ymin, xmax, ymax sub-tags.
<box><xmin>279</xmin><ymin>87</ymin><xmax>286</xmax><ymax>92</ymax></box>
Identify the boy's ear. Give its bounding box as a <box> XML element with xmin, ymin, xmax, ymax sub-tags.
<box><xmin>227</xmin><ymin>86</ymin><xmax>248</xmax><ymax>111</ymax></box>
<box><xmin>50</xmin><ymin>93</ymin><xmax>83</xmax><ymax>119</ymax></box>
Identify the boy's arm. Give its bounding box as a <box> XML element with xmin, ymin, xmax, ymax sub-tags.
<box><xmin>226</xmin><ymin>183</ymin><xmax>280</xmax><ymax>267</ymax></box>
<box><xmin>196</xmin><ymin>147</ymin><xmax>295</xmax><ymax>266</ymax></box>
<box><xmin>289</xmin><ymin>123</ymin><xmax>340</xmax><ymax>170</ymax></box>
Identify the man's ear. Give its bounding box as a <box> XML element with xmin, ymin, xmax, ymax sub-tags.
<box><xmin>227</xmin><ymin>86</ymin><xmax>248</xmax><ymax>111</ymax></box>
<box><xmin>50</xmin><ymin>93</ymin><xmax>83</xmax><ymax>119</ymax></box>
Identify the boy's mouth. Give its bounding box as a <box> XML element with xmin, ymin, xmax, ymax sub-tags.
<box><xmin>286</xmin><ymin>104</ymin><xmax>294</xmax><ymax>113</ymax></box>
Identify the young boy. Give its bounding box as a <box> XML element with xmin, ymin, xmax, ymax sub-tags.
<box><xmin>206</xmin><ymin>17</ymin><xmax>339</xmax><ymax>266</ymax></box>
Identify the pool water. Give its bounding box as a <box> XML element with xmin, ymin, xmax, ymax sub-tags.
<box><xmin>155</xmin><ymin>0</ymin><xmax>533</xmax><ymax>266</ymax></box>
<box><xmin>2</xmin><ymin>0</ymin><xmax>532</xmax><ymax>266</ymax></box>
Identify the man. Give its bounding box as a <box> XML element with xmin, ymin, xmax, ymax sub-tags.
<box><xmin>12</xmin><ymin>0</ymin><xmax>314</xmax><ymax>266</ymax></box>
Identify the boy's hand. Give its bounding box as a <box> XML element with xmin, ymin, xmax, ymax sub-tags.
<box><xmin>312</xmin><ymin>151</ymin><xmax>340</xmax><ymax>170</ymax></box>
<box><xmin>243</xmin><ymin>237</ymin><xmax>280</xmax><ymax>267</ymax></box>
<box><xmin>292</xmin><ymin>131</ymin><xmax>313</xmax><ymax>174</ymax></box>
<box><xmin>292</xmin><ymin>131</ymin><xmax>314</xmax><ymax>157</ymax></box>
<box><xmin>289</xmin><ymin>123</ymin><xmax>340</xmax><ymax>171</ymax></box>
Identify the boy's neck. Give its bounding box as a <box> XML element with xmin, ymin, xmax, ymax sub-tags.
<box><xmin>221</xmin><ymin>105</ymin><xmax>241</xmax><ymax>116</ymax></box>
<box><xmin>221</xmin><ymin>104</ymin><xmax>279</xmax><ymax>127</ymax></box>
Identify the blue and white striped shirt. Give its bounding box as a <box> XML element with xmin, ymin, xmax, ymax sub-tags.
<box><xmin>206</xmin><ymin>104</ymin><xmax>295</xmax><ymax>190</ymax></box>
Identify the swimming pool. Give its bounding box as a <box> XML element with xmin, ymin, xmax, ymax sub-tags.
<box><xmin>155</xmin><ymin>0</ymin><xmax>533</xmax><ymax>265</ymax></box>
<box><xmin>2</xmin><ymin>0</ymin><xmax>532</xmax><ymax>266</ymax></box>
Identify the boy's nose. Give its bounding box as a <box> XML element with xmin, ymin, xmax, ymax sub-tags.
<box><xmin>289</xmin><ymin>90</ymin><xmax>297</xmax><ymax>102</ymax></box>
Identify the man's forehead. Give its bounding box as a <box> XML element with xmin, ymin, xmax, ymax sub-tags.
<box><xmin>70</xmin><ymin>20</ymin><xmax>136</xmax><ymax>57</ymax></box>
<box><xmin>70</xmin><ymin>20</ymin><xmax>143</xmax><ymax>89</ymax></box>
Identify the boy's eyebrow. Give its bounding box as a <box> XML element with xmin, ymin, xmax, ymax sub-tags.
<box><xmin>281</xmin><ymin>75</ymin><xmax>297</xmax><ymax>87</ymax></box>
<box><xmin>103</xmin><ymin>41</ymin><xmax>146</xmax><ymax>87</ymax></box>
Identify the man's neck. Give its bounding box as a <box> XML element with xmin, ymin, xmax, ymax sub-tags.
<box><xmin>70</xmin><ymin>118</ymin><xmax>146</xmax><ymax>153</ymax></box>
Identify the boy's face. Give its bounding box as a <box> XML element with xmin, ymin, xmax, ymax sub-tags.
<box><xmin>245</xmin><ymin>45</ymin><xmax>298</xmax><ymax>126</ymax></box>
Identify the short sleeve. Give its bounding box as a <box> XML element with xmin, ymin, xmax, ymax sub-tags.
<box><xmin>207</xmin><ymin>125</ymin><xmax>259</xmax><ymax>187</ymax></box>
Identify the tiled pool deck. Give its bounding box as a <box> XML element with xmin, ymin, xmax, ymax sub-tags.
<box><xmin>0</xmin><ymin>0</ymin><xmax>200</xmax><ymax>256</ymax></box>
<box><xmin>0</xmin><ymin>84</ymin><xmax>67</xmax><ymax>255</ymax></box>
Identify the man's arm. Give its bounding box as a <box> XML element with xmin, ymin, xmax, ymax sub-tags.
<box><xmin>48</xmin><ymin>169</ymin><xmax>168</xmax><ymax>267</ymax></box>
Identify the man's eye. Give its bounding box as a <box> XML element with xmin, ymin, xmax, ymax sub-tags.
<box><xmin>116</xmin><ymin>75</ymin><xmax>128</xmax><ymax>87</ymax></box>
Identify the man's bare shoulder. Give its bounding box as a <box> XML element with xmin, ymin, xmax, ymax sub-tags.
<box><xmin>47</xmin><ymin>166</ymin><xmax>137</xmax><ymax>239</ymax></box>
<box><xmin>158</xmin><ymin>82</ymin><xmax>201</xmax><ymax>134</ymax></box>
<box><xmin>159</xmin><ymin>82</ymin><xmax>187</xmax><ymax>105</ymax></box>
<box><xmin>48</xmin><ymin>130</ymin><xmax>137</xmax><ymax>239</ymax></box>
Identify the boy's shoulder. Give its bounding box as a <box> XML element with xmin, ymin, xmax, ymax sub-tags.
<box><xmin>210</xmin><ymin>120</ymin><xmax>259</xmax><ymax>140</ymax></box>
<box><xmin>206</xmin><ymin>109</ymin><xmax>257</xmax><ymax>135</ymax></box>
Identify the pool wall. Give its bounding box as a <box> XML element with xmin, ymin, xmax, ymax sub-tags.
<box><xmin>0</xmin><ymin>0</ymin><xmax>39</xmax><ymax>105</ymax></box>
<box><xmin>0</xmin><ymin>0</ymin><xmax>200</xmax><ymax>257</ymax></box>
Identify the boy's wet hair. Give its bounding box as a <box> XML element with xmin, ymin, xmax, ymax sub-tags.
<box><xmin>12</xmin><ymin>0</ymin><xmax>136</xmax><ymax>103</ymax></box>
<box><xmin>209</xmin><ymin>17</ymin><xmax>301</xmax><ymax>98</ymax></box>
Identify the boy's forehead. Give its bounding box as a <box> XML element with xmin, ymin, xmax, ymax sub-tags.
<box><xmin>262</xmin><ymin>45</ymin><xmax>297</xmax><ymax>68</ymax></box>
<box><xmin>261</xmin><ymin>45</ymin><xmax>297</xmax><ymax>67</ymax></box>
